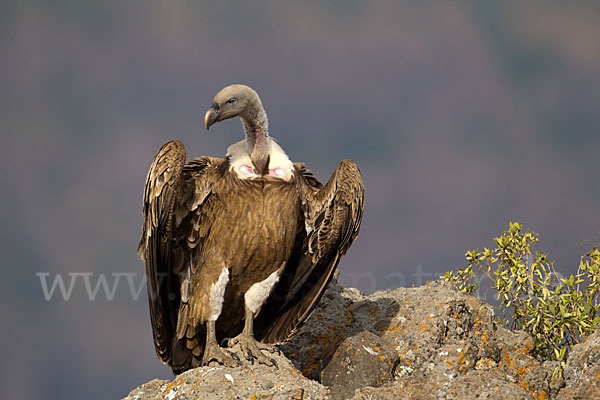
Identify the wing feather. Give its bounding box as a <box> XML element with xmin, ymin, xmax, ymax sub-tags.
<box><xmin>138</xmin><ymin>140</ymin><xmax>187</xmax><ymax>364</ymax></box>
<box><xmin>257</xmin><ymin>159</ymin><xmax>364</xmax><ymax>343</ymax></box>
<box><xmin>138</xmin><ymin>139</ymin><xmax>224</xmax><ymax>367</ymax></box>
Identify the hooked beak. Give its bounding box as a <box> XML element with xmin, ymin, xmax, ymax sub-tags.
<box><xmin>204</xmin><ymin>103</ymin><xmax>220</xmax><ymax>130</ymax></box>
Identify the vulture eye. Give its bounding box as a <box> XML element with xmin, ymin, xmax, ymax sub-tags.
<box><xmin>227</xmin><ymin>98</ymin><xmax>237</xmax><ymax>105</ymax></box>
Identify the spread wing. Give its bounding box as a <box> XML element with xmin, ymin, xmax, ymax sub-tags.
<box><xmin>174</xmin><ymin>156</ymin><xmax>227</xmax><ymax>363</ymax></box>
<box><xmin>138</xmin><ymin>139</ymin><xmax>223</xmax><ymax>367</ymax></box>
<box><xmin>257</xmin><ymin>159</ymin><xmax>365</xmax><ymax>343</ymax></box>
<box><xmin>138</xmin><ymin>140</ymin><xmax>187</xmax><ymax>364</ymax></box>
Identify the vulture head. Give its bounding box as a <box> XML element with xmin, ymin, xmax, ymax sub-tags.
<box><xmin>204</xmin><ymin>84</ymin><xmax>264</xmax><ymax>130</ymax></box>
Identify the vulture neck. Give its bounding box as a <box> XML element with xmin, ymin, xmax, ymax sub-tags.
<box><xmin>242</xmin><ymin>107</ymin><xmax>270</xmax><ymax>174</ymax></box>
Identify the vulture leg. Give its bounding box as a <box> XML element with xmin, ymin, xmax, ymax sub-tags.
<box><xmin>201</xmin><ymin>320</ymin><xmax>239</xmax><ymax>367</ymax></box>
<box><xmin>229</xmin><ymin>305</ymin><xmax>278</xmax><ymax>367</ymax></box>
<box><xmin>229</xmin><ymin>266</ymin><xmax>284</xmax><ymax>366</ymax></box>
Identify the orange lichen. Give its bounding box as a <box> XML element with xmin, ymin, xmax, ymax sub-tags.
<box><xmin>454</xmin><ymin>352</ymin><xmax>471</xmax><ymax>373</ymax></box>
<box><xmin>480</xmin><ymin>331</ymin><xmax>489</xmax><ymax>344</ymax></box>
<box><xmin>369</xmin><ymin>307</ymin><xmax>380</xmax><ymax>319</ymax></box>
<box><xmin>534</xmin><ymin>390</ymin><xmax>549</xmax><ymax>400</ymax></box>
<box><xmin>345</xmin><ymin>304</ymin><xmax>354</xmax><ymax>327</ymax></box>
<box><xmin>475</xmin><ymin>357</ymin><xmax>496</xmax><ymax>370</ymax></box>
<box><xmin>517</xmin><ymin>379</ymin><xmax>530</xmax><ymax>391</ymax></box>
<box><xmin>500</xmin><ymin>346</ymin><xmax>518</xmax><ymax>371</ymax></box>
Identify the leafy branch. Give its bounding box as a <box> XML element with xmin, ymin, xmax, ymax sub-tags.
<box><xmin>442</xmin><ymin>222</ymin><xmax>600</xmax><ymax>375</ymax></box>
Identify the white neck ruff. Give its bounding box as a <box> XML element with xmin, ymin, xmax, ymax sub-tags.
<box><xmin>226</xmin><ymin>138</ymin><xmax>294</xmax><ymax>181</ymax></box>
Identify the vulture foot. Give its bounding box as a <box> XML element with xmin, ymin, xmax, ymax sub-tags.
<box><xmin>228</xmin><ymin>334</ymin><xmax>278</xmax><ymax>367</ymax></box>
<box><xmin>201</xmin><ymin>341</ymin><xmax>240</xmax><ymax>367</ymax></box>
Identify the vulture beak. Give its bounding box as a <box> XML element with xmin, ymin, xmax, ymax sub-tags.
<box><xmin>204</xmin><ymin>103</ymin><xmax>220</xmax><ymax>130</ymax></box>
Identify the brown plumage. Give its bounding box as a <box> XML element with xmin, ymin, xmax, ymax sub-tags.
<box><xmin>138</xmin><ymin>84</ymin><xmax>364</xmax><ymax>373</ymax></box>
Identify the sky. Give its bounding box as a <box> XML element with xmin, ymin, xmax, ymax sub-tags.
<box><xmin>1</xmin><ymin>1</ymin><xmax>599</xmax><ymax>399</ymax></box>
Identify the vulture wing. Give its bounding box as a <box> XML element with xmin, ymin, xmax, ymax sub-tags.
<box><xmin>138</xmin><ymin>140</ymin><xmax>187</xmax><ymax>364</ymax></box>
<box><xmin>138</xmin><ymin>140</ymin><xmax>224</xmax><ymax>366</ymax></box>
<box><xmin>257</xmin><ymin>159</ymin><xmax>365</xmax><ymax>343</ymax></box>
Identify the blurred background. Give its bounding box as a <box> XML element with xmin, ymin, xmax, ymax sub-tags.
<box><xmin>2</xmin><ymin>1</ymin><xmax>599</xmax><ymax>398</ymax></box>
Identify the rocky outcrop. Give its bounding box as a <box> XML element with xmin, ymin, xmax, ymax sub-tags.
<box><xmin>560</xmin><ymin>328</ymin><xmax>600</xmax><ymax>399</ymax></box>
<box><xmin>123</xmin><ymin>280</ymin><xmax>600</xmax><ymax>399</ymax></box>
<box><xmin>123</xmin><ymin>355</ymin><xmax>327</xmax><ymax>400</ymax></box>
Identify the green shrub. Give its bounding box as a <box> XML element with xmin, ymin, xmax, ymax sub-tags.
<box><xmin>442</xmin><ymin>222</ymin><xmax>600</xmax><ymax>375</ymax></box>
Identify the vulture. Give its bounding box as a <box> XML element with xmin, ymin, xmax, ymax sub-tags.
<box><xmin>138</xmin><ymin>84</ymin><xmax>364</xmax><ymax>373</ymax></box>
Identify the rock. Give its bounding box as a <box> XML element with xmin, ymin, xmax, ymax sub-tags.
<box><xmin>280</xmin><ymin>282</ymin><xmax>360</xmax><ymax>380</ymax></box>
<box><xmin>125</xmin><ymin>379</ymin><xmax>168</xmax><ymax>399</ymax></box>
<box><xmin>560</xmin><ymin>328</ymin><xmax>600</xmax><ymax>399</ymax></box>
<box><xmin>352</xmin><ymin>370</ymin><xmax>532</xmax><ymax>400</ymax></box>
<box><xmin>123</xmin><ymin>280</ymin><xmax>600</xmax><ymax>399</ymax></box>
<box><xmin>122</xmin><ymin>350</ymin><xmax>328</xmax><ymax>399</ymax></box>
<box><xmin>320</xmin><ymin>330</ymin><xmax>397</xmax><ymax>400</ymax></box>
<box><xmin>492</xmin><ymin>326</ymin><xmax>562</xmax><ymax>397</ymax></box>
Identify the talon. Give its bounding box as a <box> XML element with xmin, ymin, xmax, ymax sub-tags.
<box><xmin>200</xmin><ymin>321</ymin><xmax>238</xmax><ymax>367</ymax></box>
<box><xmin>228</xmin><ymin>332</ymin><xmax>279</xmax><ymax>367</ymax></box>
<box><xmin>270</xmin><ymin>358</ymin><xmax>278</xmax><ymax>368</ymax></box>
<box><xmin>201</xmin><ymin>341</ymin><xmax>239</xmax><ymax>367</ymax></box>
